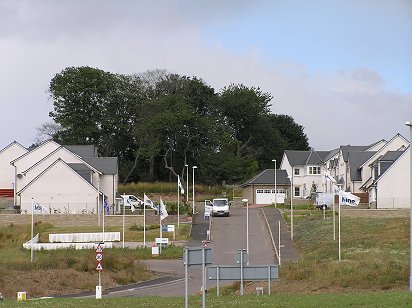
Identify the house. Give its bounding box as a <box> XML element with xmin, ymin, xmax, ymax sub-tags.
<box><xmin>0</xmin><ymin>141</ymin><xmax>28</xmax><ymax>198</ymax></box>
<box><xmin>358</xmin><ymin>134</ymin><xmax>408</xmax><ymax>192</ymax></box>
<box><xmin>1</xmin><ymin>140</ymin><xmax>118</xmax><ymax>214</ymax></box>
<box><xmin>240</xmin><ymin>169</ymin><xmax>290</xmax><ymax>205</ymax></box>
<box><xmin>364</xmin><ymin>148</ymin><xmax>409</xmax><ymax>208</ymax></box>
<box><xmin>280</xmin><ymin>149</ymin><xmax>339</xmax><ymax>199</ymax></box>
<box><xmin>18</xmin><ymin>159</ymin><xmax>99</xmax><ymax>214</ymax></box>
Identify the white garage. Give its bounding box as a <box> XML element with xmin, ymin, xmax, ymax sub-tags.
<box><xmin>240</xmin><ymin>169</ymin><xmax>290</xmax><ymax>205</ymax></box>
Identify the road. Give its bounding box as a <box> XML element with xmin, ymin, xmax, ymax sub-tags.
<box><xmin>105</xmin><ymin>205</ymin><xmax>277</xmax><ymax>297</ymax></box>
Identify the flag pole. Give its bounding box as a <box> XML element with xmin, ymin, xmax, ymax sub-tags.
<box><xmin>177</xmin><ymin>177</ymin><xmax>180</xmax><ymax>228</ymax></box>
<box><xmin>160</xmin><ymin>200</ymin><xmax>162</xmax><ymax>255</ymax></box>
<box><xmin>31</xmin><ymin>198</ymin><xmax>34</xmax><ymax>263</ymax></box>
<box><xmin>338</xmin><ymin>190</ymin><xmax>341</xmax><ymax>261</ymax></box>
<box><xmin>102</xmin><ymin>195</ymin><xmax>105</xmax><ymax>244</ymax></box>
<box><xmin>144</xmin><ymin>193</ymin><xmax>146</xmax><ymax>247</ymax></box>
<box><xmin>333</xmin><ymin>192</ymin><xmax>336</xmax><ymax>241</ymax></box>
<box><xmin>122</xmin><ymin>194</ymin><xmax>125</xmax><ymax>249</ymax></box>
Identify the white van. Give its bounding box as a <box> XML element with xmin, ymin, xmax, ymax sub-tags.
<box><xmin>211</xmin><ymin>198</ymin><xmax>230</xmax><ymax>217</ymax></box>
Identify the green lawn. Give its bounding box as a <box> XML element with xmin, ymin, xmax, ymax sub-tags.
<box><xmin>2</xmin><ymin>291</ymin><xmax>412</xmax><ymax>307</ymax></box>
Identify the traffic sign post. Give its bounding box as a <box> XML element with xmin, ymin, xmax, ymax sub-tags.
<box><xmin>184</xmin><ymin>246</ymin><xmax>213</xmax><ymax>308</ymax></box>
<box><xmin>208</xmin><ymin>264</ymin><xmax>279</xmax><ymax>295</ymax></box>
<box><xmin>95</xmin><ymin>243</ymin><xmax>104</xmax><ymax>299</ymax></box>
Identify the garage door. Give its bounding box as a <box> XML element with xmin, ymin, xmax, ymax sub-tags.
<box><xmin>256</xmin><ymin>189</ymin><xmax>285</xmax><ymax>204</ymax></box>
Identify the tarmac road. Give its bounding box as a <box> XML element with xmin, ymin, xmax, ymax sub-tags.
<box><xmin>106</xmin><ymin>205</ymin><xmax>278</xmax><ymax>297</ymax></box>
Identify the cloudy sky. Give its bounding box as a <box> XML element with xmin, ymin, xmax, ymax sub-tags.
<box><xmin>1</xmin><ymin>0</ymin><xmax>411</xmax><ymax>150</ymax></box>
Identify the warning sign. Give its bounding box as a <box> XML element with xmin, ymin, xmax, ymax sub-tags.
<box><xmin>96</xmin><ymin>244</ymin><xmax>103</xmax><ymax>253</ymax></box>
<box><xmin>96</xmin><ymin>262</ymin><xmax>103</xmax><ymax>271</ymax></box>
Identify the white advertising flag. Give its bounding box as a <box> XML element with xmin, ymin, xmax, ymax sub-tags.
<box><xmin>178</xmin><ymin>176</ymin><xmax>185</xmax><ymax>195</ymax></box>
<box><xmin>338</xmin><ymin>191</ymin><xmax>360</xmax><ymax>206</ymax></box>
<box><xmin>144</xmin><ymin>194</ymin><xmax>155</xmax><ymax>209</ymax></box>
<box><xmin>159</xmin><ymin>198</ymin><xmax>169</xmax><ymax>221</ymax></box>
<box><xmin>324</xmin><ymin>172</ymin><xmax>336</xmax><ymax>183</ymax></box>
<box><xmin>33</xmin><ymin>202</ymin><xmax>46</xmax><ymax>215</ymax></box>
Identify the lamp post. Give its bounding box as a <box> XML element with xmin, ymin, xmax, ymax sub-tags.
<box><xmin>288</xmin><ymin>173</ymin><xmax>294</xmax><ymax>240</ymax></box>
<box><xmin>185</xmin><ymin>164</ymin><xmax>189</xmax><ymax>204</ymax></box>
<box><xmin>272</xmin><ymin>159</ymin><xmax>277</xmax><ymax>208</ymax></box>
<box><xmin>242</xmin><ymin>198</ymin><xmax>249</xmax><ymax>257</ymax></box>
<box><xmin>405</xmin><ymin>121</ymin><xmax>412</xmax><ymax>291</ymax></box>
<box><xmin>192</xmin><ymin>166</ymin><xmax>197</xmax><ymax>215</ymax></box>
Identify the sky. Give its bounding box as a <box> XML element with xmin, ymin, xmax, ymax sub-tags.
<box><xmin>1</xmin><ymin>0</ymin><xmax>411</xmax><ymax>151</ymax></box>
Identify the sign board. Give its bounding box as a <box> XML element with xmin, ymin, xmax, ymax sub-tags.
<box><xmin>184</xmin><ymin>247</ymin><xmax>213</xmax><ymax>266</ymax></box>
<box><xmin>96</xmin><ymin>262</ymin><xmax>103</xmax><ymax>271</ymax></box>
<box><xmin>235</xmin><ymin>251</ymin><xmax>249</xmax><ymax>266</ymax></box>
<box><xmin>207</xmin><ymin>265</ymin><xmax>278</xmax><ymax>281</ymax></box>
<box><xmin>152</xmin><ymin>245</ymin><xmax>159</xmax><ymax>256</ymax></box>
<box><xmin>95</xmin><ymin>244</ymin><xmax>103</xmax><ymax>253</ymax></box>
<box><xmin>167</xmin><ymin>225</ymin><xmax>175</xmax><ymax>232</ymax></box>
<box><xmin>155</xmin><ymin>238</ymin><xmax>169</xmax><ymax>245</ymax></box>
<box><xmin>162</xmin><ymin>225</ymin><xmax>168</xmax><ymax>232</ymax></box>
<box><xmin>96</xmin><ymin>253</ymin><xmax>103</xmax><ymax>261</ymax></box>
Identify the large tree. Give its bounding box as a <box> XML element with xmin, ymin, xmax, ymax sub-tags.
<box><xmin>49</xmin><ymin>66</ymin><xmax>143</xmax><ymax>159</ymax></box>
<box><xmin>46</xmin><ymin>66</ymin><xmax>310</xmax><ymax>185</ymax></box>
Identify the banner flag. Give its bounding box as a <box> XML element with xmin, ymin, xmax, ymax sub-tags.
<box><xmin>144</xmin><ymin>194</ymin><xmax>155</xmax><ymax>209</ymax></box>
<box><xmin>33</xmin><ymin>202</ymin><xmax>46</xmax><ymax>215</ymax></box>
<box><xmin>104</xmin><ymin>196</ymin><xmax>110</xmax><ymax>215</ymax></box>
<box><xmin>178</xmin><ymin>176</ymin><xmax>185</xmax><ymax>195</ymax></box>
<box><xmin>338</xmin><ymin>190</ymin><xmax>360</xmax><ymax>206</ymax></box>
<box><xmin>324</xmin><ymin>172</ymin><xmax>336</xmax><ymax>183</ymax></box>
<box><xmin>159</xmin><ymin>198</ymin><xmax>169</xmax><ymax>221</ymax></box>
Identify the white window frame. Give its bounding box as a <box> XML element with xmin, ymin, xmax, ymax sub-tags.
<box><xmin>294</xmin><ymin>168</ymin><xmax>300</xmax><ymax>176</ymax></box>
<box><xmin>294</xmin><ymin>186</ymin><xmax>300</xmax><ymax>197</ymax></box>
<box><xmin>308</xmin><ymin>166</ymin><xmax>321</xmax><ymax>175</ymax></box>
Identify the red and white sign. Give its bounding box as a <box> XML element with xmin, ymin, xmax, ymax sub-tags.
<box><xmin>96</xmin><ymin>244</ymin><xmax>103</xmax><ymax>253</ymax></box>
<box><xmin>95</xmin><ymin>243</ymin><xmax>103</xmax><ymax>271</ymax></box>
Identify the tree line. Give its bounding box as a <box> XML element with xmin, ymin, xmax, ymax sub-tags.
<box><xmin>42</xmin><ymin>66</ymin><xmax>309</xmax><ymax>185</ymax></box>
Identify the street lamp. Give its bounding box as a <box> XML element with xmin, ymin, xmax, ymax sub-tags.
<box><xmin>242</xmin><ymin>198</ymin><xmax>249</xmax><ymax>257</ymax></box>
<box><xmin>405</xmin><ymin>121</ymin><xmax>412</xmax><ymax>291</ymax></box>
<box><xmin>272</xmin><ymin>159</ymin><xmax>277</xmax><ymax>208</ymax></box>
<box><xmin>185</xmin><ymin>164</ymin><xmax>189</xmax><ymax>204</ymax></box>
<box><xmin>192</xmin><ymin>166</ymin><xmax>197</xmax><ymax>215</ymax></box>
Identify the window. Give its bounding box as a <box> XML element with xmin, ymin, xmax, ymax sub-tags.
<box><xmin>294</xmin><ymin>187</ymin><xmax>300</xmax><ymax>197</ymax></box>
<box><xmin>308</xmin><ymin>166</ymin><xmax>321</xmax><ymax>175</ymax></box>
<box><xmin>264</xmin><ymin>189</ymin><xmax>271</xmax><ymax>193</ymax></box>
<box><xmin>256</xmin><ymin>189</ymin><xmax>264</xmax><ymax>193</ymax></box>
<box><xmin>294</xmin><ymin>168</ymin><xmax>300</xmax><ymax>176</ymax></box>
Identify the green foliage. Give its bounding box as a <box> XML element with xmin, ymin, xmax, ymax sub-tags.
<box><xmin>47</xmin><ymin>67</ymin><xmax>310</xmax><ymax>185</ymax></box>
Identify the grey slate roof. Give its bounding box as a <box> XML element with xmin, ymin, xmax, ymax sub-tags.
<box><xmin>284</xmin><ymin>149</ymin><xmax>336</xmax><ymax>166</ymax></box>
<box><xmin>348</xmin><ymin>151</ymin><xmax>376</xmax><ymax>181</ymax></box>
<box><xmin>82</xmin><ymin>157</ymin><xmax>118</xmax><ymax>175</ymax></box>
<box><xmin>340</xmin><ymin>145</ymin><xmax>370</xmax><ymax>162</ymax></box>
<box><xmin>64</xmin><ymin>145</ymin><xmax>99</xmax><ymax>158</ymax></box>
<box><xmin>380</xmin><ymin>151</ymin><xmax>404</xmax><ymax>162</ymax></box>
<box><xmin>67</xmin><ymin>163</ymin><xmax>93</xmax><ymax>183</ymax></box>
<box><xmin>240</xmin><ymin>169</ymin><xmax>290</xmax><ymax>187</ymax></box>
